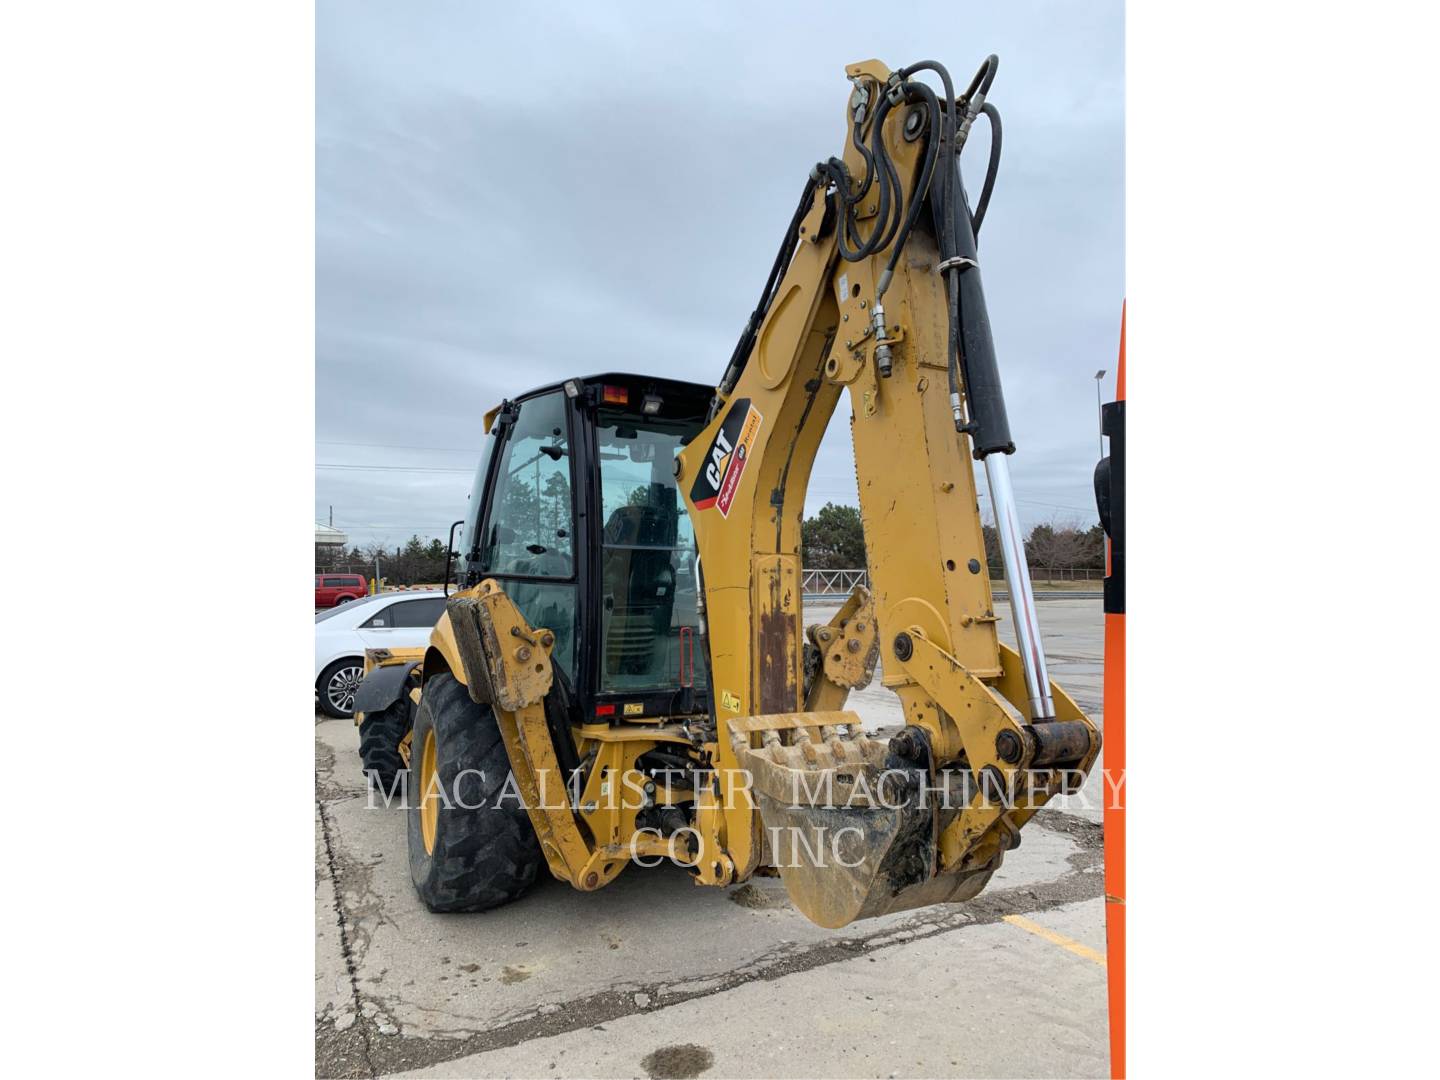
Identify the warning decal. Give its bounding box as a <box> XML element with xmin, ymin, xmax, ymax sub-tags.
<box><xmin>689</xmin><ymin>398</ymin><xmax>764</xmax><ymax>518</ymax></box>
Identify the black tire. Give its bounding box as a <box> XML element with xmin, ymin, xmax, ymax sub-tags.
<box><xmin>358</xmin><ymin>699</ymin><xmax>412</xmax><ymax>794</ymax></box>
<box><xmin>317</xmin><ymin>657</ymin><xmax>365</xmax><ymax>719</ymax></box>
<box><xmin>407</xmin><ymin>673</ymin><xmax>543</xmax><ymax>913</ymax></box>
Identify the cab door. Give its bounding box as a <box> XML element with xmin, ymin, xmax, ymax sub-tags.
<box><xmin>465</xmin><ymin>390</ymin><xmax>579</xmax><ymax>679</ymax></box>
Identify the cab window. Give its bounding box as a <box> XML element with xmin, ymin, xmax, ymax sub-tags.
<box><xmin>479</xmin><ymin>393</ymin><xmax>574</xmax><ymax>580</ymax></box>
<box><xmin>594</xmin><ymin>409</ymin><xmax>707</xmax><ymax>693</ymax></box>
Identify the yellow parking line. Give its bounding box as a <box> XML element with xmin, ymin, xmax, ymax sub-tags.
<box><xmin>1002</xmin><ymin>914</ymin><xmax>1107</xmax><ymax>966</ymax></box>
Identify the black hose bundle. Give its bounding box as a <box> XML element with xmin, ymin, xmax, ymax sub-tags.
<box><xmin>715</xmin><ymin>55</ymin><xmax>1006</xmax><ymax>438</ymax></box>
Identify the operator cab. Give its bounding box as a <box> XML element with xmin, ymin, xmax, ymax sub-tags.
<box><xmin>452</xmin><ymin>374</ymin><xmax>713</xmax><ymax>723</ymax></box>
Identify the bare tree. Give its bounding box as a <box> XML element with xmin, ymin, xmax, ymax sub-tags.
<box><xmin>1024</xmin><ymin>517</ymin><xmax>1095</xmax><ymax>583</ymax></box>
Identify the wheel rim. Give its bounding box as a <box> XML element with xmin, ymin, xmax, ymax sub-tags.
<box><xmin>419</xmin><ymin>728</ymin><xmax>439</xmax><ymax>855</ymax></box>
<box><xmin>327</xmin><ymin>664</ymin><xmax>363</xmax><ymax>714</ymax></box>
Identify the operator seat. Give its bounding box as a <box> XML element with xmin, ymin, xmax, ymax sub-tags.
<box><xmin>601</xmin><ymin>490</ymin><xmax>678</xmax><ymax>679</ymax></box>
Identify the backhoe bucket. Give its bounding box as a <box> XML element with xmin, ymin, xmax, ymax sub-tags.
<box><xmin>733</xmin><ymin>712</ymin><xmax>999</xmax><ymax>929</ymax></box>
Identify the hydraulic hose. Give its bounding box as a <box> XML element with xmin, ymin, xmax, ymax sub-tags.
<box><xmin>898</xmin><ymin>59</ymin><xmax>957</xmax><ymax>254</ymax></box>
<box><xmin>971</xmin><ymin>102</ymin><xmax>1002</xmax><ymax>237</ymax></box>
<box><xmin>877</xmin><ymin>79</ymin><xmax>942</xmax><ymax>298</ymax></box>
<box><xmin>963</xmin><ymin>53</ymin><xmax>999</xmax><ymax>102</ymax></box>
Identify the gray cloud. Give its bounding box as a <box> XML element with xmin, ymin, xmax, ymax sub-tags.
<box><xmin>318</xmin><ymin>0</ymin><xmax>1123</xmax><ymax>551</ymax></box>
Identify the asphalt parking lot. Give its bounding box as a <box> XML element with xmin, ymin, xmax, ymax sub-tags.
<box><xmin>316</xmin><ymin>598</ymin><xmax>1109</xmax><ymax>1079</ymax></box>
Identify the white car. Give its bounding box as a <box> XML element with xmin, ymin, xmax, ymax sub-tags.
<box><xmin>314</xmin><ymin>591</ymin><xmax>447</xmax><ymax>718</ymax></box>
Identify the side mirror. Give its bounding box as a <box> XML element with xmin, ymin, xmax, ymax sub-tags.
<box><xmin>443</xmin><ymin>519</ymin><xmax>464</xmax><ymax>598</ymax></box>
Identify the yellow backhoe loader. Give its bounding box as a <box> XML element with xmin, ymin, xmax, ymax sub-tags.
<box><xmin>354</xmin><ymin>55</ymin><xmax>1099</xmax><ymax>929</ymax></box>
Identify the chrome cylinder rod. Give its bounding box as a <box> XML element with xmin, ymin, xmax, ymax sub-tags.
<box><xmin>983</xmin><ymin>453</ymin><xmax>1055</xmax><ymax>720</ymax></box>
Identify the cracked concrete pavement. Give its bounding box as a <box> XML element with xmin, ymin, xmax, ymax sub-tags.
<box><xmin>316</xmin><ymin>598</ymin><xmax>1109</xmax><ymax>1078</ymax></box>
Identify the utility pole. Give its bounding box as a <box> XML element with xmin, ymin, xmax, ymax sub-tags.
<box><xmin>328</xmin><ymin>505</ymin><xmax>333</xmax><ymax>527</ymax></box>
<box><xmin>1093</xmin><ymin>370</ymin><xmax>1107</xmax><ymax>459</ymax></box>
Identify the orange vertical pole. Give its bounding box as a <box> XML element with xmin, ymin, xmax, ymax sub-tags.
<box><xmin>1103</xmin><ymin>303</ymin><xmax>1126</xmax><ymax>1077</ymax></box>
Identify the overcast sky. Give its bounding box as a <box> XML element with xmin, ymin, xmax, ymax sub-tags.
<box><xmin>317</xmin><ymin>1</ymin><xmax>1123</xmax><ymax>553</ymax></box>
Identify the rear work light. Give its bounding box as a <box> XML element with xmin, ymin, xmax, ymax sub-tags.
<box><xmin>601</xmin><ymin>385</ymin><xmax>629</xmax><ymax>405</ymax></box>
<box><xmin>641</xmin><ymin>394</ymin><xmax>663</xmax><ymax>415</ymax></box>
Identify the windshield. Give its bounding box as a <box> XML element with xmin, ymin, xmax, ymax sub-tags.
<box><xmin>595</xmin><ymin>408</ymin><xmax>707</xmax><ymax>693</ymax></box>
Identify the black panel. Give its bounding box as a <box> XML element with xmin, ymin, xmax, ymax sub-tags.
<box><xmin>1100</xmin><ymin>400</ymin><xmax>1125</xmax><ymax>615</ymax></box>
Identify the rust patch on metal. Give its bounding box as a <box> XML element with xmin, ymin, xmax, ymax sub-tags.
<box><xmin>755</xmin><ymin>565</ymin><xmax>797</xmax><ymax>713</ymax></box>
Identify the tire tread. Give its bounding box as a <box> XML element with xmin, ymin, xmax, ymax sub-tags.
<box><xmin>409</xmin><ymin>674</ymin><xmax>543</xmax><ymax>913</ymax></box>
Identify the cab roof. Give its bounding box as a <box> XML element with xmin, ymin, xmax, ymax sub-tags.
<box><xmin>483</xmin><ymin>373</ymin><xmax>714</xmax><ymax>432</ymax></box>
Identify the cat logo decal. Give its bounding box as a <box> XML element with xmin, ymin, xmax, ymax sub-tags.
<box><xmin>689</xmin><ymin>398</ymin><xmax>763</xmax><ymax>519</ymax></box>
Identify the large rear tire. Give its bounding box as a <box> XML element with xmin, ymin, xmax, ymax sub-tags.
<box><xmin>407</xmin><ymin>673</ymin><xmax>543</xmax><ymax>913</ymax></box>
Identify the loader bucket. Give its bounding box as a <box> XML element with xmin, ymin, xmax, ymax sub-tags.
<box><xmin>734</xmin><ymin>712</ymin><xmax>999</xmax><ymax>929</ymax></box>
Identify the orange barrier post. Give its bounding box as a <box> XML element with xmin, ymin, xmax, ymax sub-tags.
<box><xmin>1102</xmin><ymin>304</ymin><xmax>1127</xmax><ymax>1077</ymax></box>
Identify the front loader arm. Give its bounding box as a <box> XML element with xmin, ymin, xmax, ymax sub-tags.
<box><xmin>677</xmin><ymin>57</ymin><xmax>1099</xmax><ymax>926</ymax></box>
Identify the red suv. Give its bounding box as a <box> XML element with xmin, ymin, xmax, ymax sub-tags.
<box><xmin>315</xmin><ymin>573</ymin><xmax>367</xmax><ymax>608</ymax></box>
